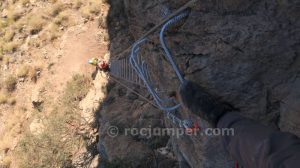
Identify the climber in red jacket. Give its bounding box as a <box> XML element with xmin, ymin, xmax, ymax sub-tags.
<box><xmin>88</xmin><ymin>58</ymin><xmax>110</xmax><ymax>72</ymax></box>
<box><xmin>178</xmin><ymin>80</ymin><xmax>300</xmax><ymax>168</ymax></box>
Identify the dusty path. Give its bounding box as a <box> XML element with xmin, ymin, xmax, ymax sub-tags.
<box><xmin>52</xmin><ymin>22</ymin><xmax>108</xmax><ymax>92</ymax></box>
<box><xmin>0</xmin><ymin>21</ymin><xmax>109</xmax><ymax>158</ymax></box>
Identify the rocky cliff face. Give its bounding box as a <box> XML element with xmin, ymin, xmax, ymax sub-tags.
<box><xmin>97</xmin><ymin>0</ymin><xmax>300</xmax><ymax>167</ymax></box>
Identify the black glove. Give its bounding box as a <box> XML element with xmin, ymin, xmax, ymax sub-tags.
<box><xmin>179</xmin><ymin>80</ymin><xmax>230</xmax><ymax>127</ymax></box>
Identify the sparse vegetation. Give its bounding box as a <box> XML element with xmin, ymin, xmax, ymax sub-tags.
<box><xmin>63</xmin><ymin>74</ymin><xmax>92</xmax><ymax>105</ymax></box>
<box><xmin>0</xmin><ymin>92</ymin><xmax>9</xmax><ymax>105</ymax></box>
<box><xmin>15</xmin><ymin>74</ymin><xmax>92</xmax><ymax>167</ymax></box>
<box><xmin>20</xmin><ymin>0</ymin><xmax>30</xmax><ymax>6</ymax></box>
<box><xmin>80</xmin><ymin>0</ymin><xmax>102</xmax><ymax>19</ymax></box>
<box><xmin>27</xmin><ymin>15</ymin><xmax>46</xmax><ymax>35</ymax></box>
<box><xmin>54</xmin><ymin>10</ymin><xmax>73</xmax><ymax>27</ymax></box>
<box><xmin>74</xmin><ymin>0</ymin><xmax>83</xmax><ymax>9</ymax></box>
<box><xmin>7</xmin><ymin>8</ymin><xmax>23</xmax><ymax>22</ymax></box>
<box><xmin>16</xmin><ymin>65</ymin><xmax>30</xmax><ymax>78</ymax></box>
<box><xmin>0</xmin><ymin>1</ymin><xmax>109</xmax><ymax>167</ymax></box>
<box><xmin>28</xmin><ymin>65</ymin><xmax>42</xmax><ymax>82</ymax></box>
<box><xmin>97</xmin><ymin>16</ymin><xmax>107</xmax><ymax>29</ymax></box>
<box><xmin>0</xmin><ymin>54</ymin><xmax>3</xmax><ymax>62</ymax></box>
<box><xmin>3</xmin><ymin>41</ymin><xmax>20</xmax><ymax>53</ymax></box>
<box><xmin>4</xmin><ymin>75</ymin><xmax>17</xmax><ymax>92</ymax></box>
<box><xmin>2</xmin><ymin>55</ymin><xmax>10</xmax><ymax>65</ymax></box>
<box><xmin>50</xmin><ymin>2</ymin><xmax>64</xmax><ymax>17</ymax></box>
<box><xmin>15</xmin><ymin>64</ymin><xmax>41</xmax><ymax>81</ymax></box>
<box><xmin>4</xmin><ymin>30</ymin><xmax>15</xmax><ymax>42</ymax></box>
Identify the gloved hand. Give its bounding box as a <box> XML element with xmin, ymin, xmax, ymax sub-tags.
<box><xmin>179</xmin><ymin>80</ymin><xmax>231</xmax><ymax>127</ymax></box>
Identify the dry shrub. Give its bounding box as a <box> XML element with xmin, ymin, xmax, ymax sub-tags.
<box><xmin>7</xmin><ymin>8</ymin><xmax>23</xmax><ymax>22</ymax></box>
<box><xmin>88</xmin><ymin>1</ymin><xmax>102</xmax><ymax>15</ymax></box>
<box><xmin>0</xmin><ymin>93</ymin><xmax>16</xmax><ymax>105</ymax></box>
<box><xmin>80</xmin><ymin>0</ymin><xmax>102</xmax><ymax>19</ymax></box>
<box><xmin>97</xmin><ymin>16</ymin><xmax>107</xmax><ymax>29</ymax></box>
<box><xmin>4</xmin><ymin>75</ymin><xmax>17</xmax><ymax>92</ymax></box>
<box><xmin>16</xmin><ymin>64</ymin><xmax>42</xmax><ymax>81</ymax></box>
<box><xmin>39</xmin><ymin>24</ymin><xmax>61</xmax><ymax>43</ymax></box>
<box><xmin>15</xmin><ymin>74</ymin><xmax>92</xmax><ymax>168</ymax></box>
<box><xmin>50</xmin><ymin>2</ymin><xmax>64</xmax><ymax>17</ymax></box>
<box><xmin>63</xmin><ymin>74</ymin><xmax>92</xmax><ymax>104</ymax></box>
<box><xmin>28</xmin><ymin>15</ymin><xmax>46</xmax><ymax>35</ymax></box>
<box><xmin>0</xmin><ymin>92</ymin><xmax>9</xmax><ymax>104</ymax></box>
<box><xmin>54</xmin><ymin>11</ymin><xmax>71</xmax><ymax>27</ymax></box>
<box><xmin>20</xmin><ymin>0</ymin><xmax>30</xmax><ymax>6</ymax></box>
<box><xmin>74</xmin><ymin>0</ymin><xmax>83</xmax><ymax>9</ymax></box>
<box><xmin>4</xmin><ymin>29</ymin><xmax>15</xmax><ymax>41</ymax></box>
<box><xmin>7</xmin><ymin>98</ymin><xmax>16</xmax><ymax>105</ymax></box>
<box><xmin>80</xmin><ymin>6</ymin><xmax>91</xmax><ymax>19</ymax></box>
<box><xmin>1</xmin><ymin>156</ymin><xmax>12</xmax><ymax>168</ymax></box>
<box><xmin>28</xmin><ymin>65</ymin><xmax>43</xmax><ymax>82</ymax></box>
<box><xmin>16</xmin><ymin>65</ymin><xmax>31</xmax><ymax>78</ymax></box>
<box><xmin>3</xmin><ymin>41</ymin><xmax>20</xmax><ymax>53</ymax></box>
<box><xmin>2</xmin><ymin>55</ymin><xmax>10</xmax><ymax>65</ymax></box>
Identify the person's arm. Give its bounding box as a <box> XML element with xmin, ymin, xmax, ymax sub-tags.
<box><xmin>179</xmin><ymin>80</ymin><xmax>300</xmax><ymax>168</ymax></box>
<box><xmin>218</xmin><ymin>112</ymin><xmax>300</xmax><ymax>168</ymax></box>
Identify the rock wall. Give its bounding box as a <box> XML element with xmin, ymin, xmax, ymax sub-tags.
<box><xmin>97</xmin><ymin>0</ymin><xmax>300</xmax><ymax>167</ymax></box>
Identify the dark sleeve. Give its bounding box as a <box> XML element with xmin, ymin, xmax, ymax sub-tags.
<box><xmin>217</xmin><ymin>112</ymin><xmax>300</xmax><ymax>168</ymax></box>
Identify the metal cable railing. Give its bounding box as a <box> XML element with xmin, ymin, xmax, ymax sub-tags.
<box><xmin>128</xmin><ymin>10</ymin><xmax>196</xmax><ymax>129</ymax></box>
<box><xmin>106</xmin><ymin>0</ymin><xmax>198</xmax><ymax>129</ymax></box>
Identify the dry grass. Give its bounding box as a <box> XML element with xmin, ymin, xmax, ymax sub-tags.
<box><xmin>0</xmin><ymin>92</ymin><xmax>16</xmax><ymax>105</ymax></box>
<box><xmin>1</xmin><ymin>156</ymin><xmax>12</xmax><ymax>168</ymax></box>
<box><xmin>4</xmin><ymin>75</ymin><xmax>17</xmax><ymax>92</ymax></box>
<box><xmin>16</xmin><ymin>65</ymin><xmax>31</xmax><ymax>78</ymax></box>
<box><xmin>7</xmin><ymin>8</ymin><xmax>23</xmax><ymax>22</ymax></box>
<box><xmin>27</xmin><ymin>15</ymin><xmax>46</xmax><ymax>35</ymax></box>
<box><xmin>2</xmin><ymin>55</ymin><xmax>10</xmax><ymax>65</ymax></box>
<box><xmin>20</xmin><ymin>0</ymin><xmax>30</xmax><ymax>6</ymax></box>
<box><xmin>49</xmin><ymin>2</ymin><xmax>64</xmax><ymax>17</ymax></box>
<box><xmin>3</xmin><ymin>41</ymin><xmax>20</xmax><ymax>53</ymax></box>
<box><xmin>88</xmin><ymin>1</ymin><xmax>102</xmax><ymax>15</ymax></box>
<box><xmin>0</xmin><ymin>92</ymin><xmax>9</xmax><ymax>105</ymax></box>
<box><xmin>39</xmin><ymin>24</ymin><xmax>61</xmax><ymax>42</ymax></box>
<box><xmin>97</xmin><ymin>16</ymin><xmax>107</xmax><ymax>29</ymax></box>
<box><xmin>28</xmin><ymin>65</ymin><xmax>43</xmax><ymax>82</ymax></box>
<box><xmin>54</xmin><ymin>10</ymin><xmax>72</xmax><ymax>27</ymax></box>
<box><xmin>16</xmin><ymin>64</ymin><xmax>42</xmax><ymax>81</ymax></box>
<box><xmin>80</xmin><ymin>0</ymin><xmax>102</xmax><ymax>19</ymax></box>
<box><xmin>7</xmin><ymin>98</ymin><xmax>16</xmax><ymax>105</ymax></box>
<box><xmin>74</xmin><ymin>0</ymin><xmax>83</xmax><ymax>9</ymax></box>
<box><xmin>4</xmin><ymin>29</ymin><xmax>16</xmax><ymax>42</ymax></box>
<box><xmin>15</xmin><ymin>74</ymin><xmax>92</xmax><ymax>168</ymax></box>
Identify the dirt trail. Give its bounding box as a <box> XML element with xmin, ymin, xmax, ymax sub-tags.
<box><xmin>52</xmin><ymin>22</ymin><xmax>108</xmax><ymax>92</ymax></box>
<box><xmin>0</xmin><ymin>21</ymin><xmax>108</xmax><ymax>153</ymax></box>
